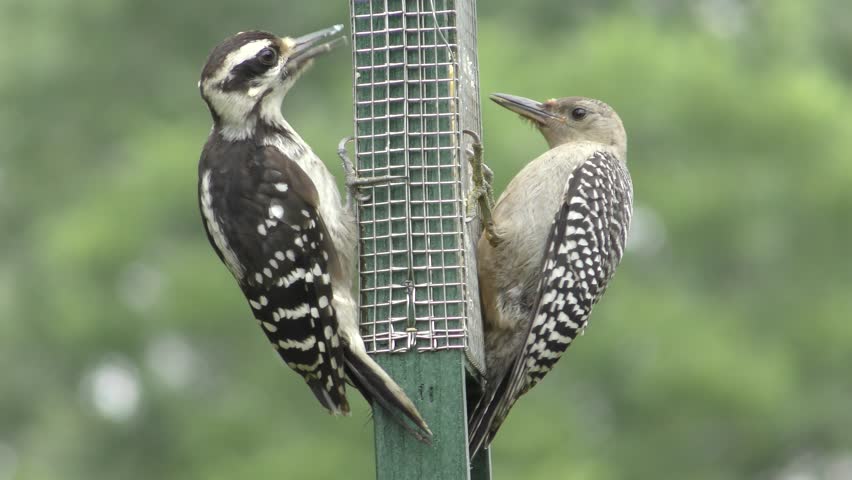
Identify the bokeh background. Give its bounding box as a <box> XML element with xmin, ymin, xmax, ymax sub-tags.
<box><xmin>2</xmin><ymin>0</ymin><xmax>852</xmax><ymax>479</ymax></box>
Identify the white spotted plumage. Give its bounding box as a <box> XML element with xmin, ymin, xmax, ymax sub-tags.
<box><xmin>276</xmin><ymin>303</ymin><xmax>310</xmax><ymax>320</ymax></box>
<box><xmin>278</xmin><ymin>336</ymin><xmax>317</xmax><ymax>351</ymax></box>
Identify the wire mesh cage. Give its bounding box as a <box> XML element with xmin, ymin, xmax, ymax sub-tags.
<box><xmin>348</xmin><ymin>0</ymin><xmax>483</xmax><ymax>371</ymax></box>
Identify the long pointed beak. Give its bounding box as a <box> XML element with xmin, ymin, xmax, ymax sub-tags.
<box><xmin>490</xmin><ymin>93</ymin><xmax>560</xmax><ymax>124</ymax></box>
<box><xmin>286</xmin><ymin>24</ymin><xmax>346</xmax><ymax>67</ymax></box>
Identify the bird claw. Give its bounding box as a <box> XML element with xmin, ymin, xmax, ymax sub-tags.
<box><xmin>463</xmin><ymin>130</ymin><xmax>501</xmax><ymax>244</ymax></box>
<box><xmin>482</xmin><ymin>164</ymin><xmax>494</xmax><ymax>185</ymax></box>
<box><xmin>483</xmin><ymin>222</ymin><xmax>502</xmax><ymax>247</ymax></box>
<box><xmin>338</xmin><ymin>136</ymin><xmax>406</xmax><ymax>207</ymax></box>
<box><xmin>348</xmin><ymin>175</ymin><xmax>406</xmax><ymax>203</ymax></box>
<box><xmin>338</xmin><ymin>136</ymin><xmax>357</xmax><ymax>175</ymax></box>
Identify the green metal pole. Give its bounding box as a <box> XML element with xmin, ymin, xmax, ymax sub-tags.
<box><xmin>349</xmin><ymin>0</ymin><xmax>491</xmax><ymax>478</ymax></box>
<box><xmin>372</xmin><ymin>351</ymin><xmax>470</xmax><ymax>479</ymax></box>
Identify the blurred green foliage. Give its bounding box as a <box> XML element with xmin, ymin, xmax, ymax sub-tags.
<box><xmin>1</xmin><ymin>0</ymin><xmax>851</xmax><ymax>479</ymax></box>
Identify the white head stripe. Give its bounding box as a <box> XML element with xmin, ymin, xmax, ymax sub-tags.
<box><xmin>224</xmin><ymin>39</ymin><xmax>273</xmax><ymax>72</ymax></box>
<box><xmin>205</xmin><ymin>39</ymin><xmax>273</xmax><ymax>87</ymax></box>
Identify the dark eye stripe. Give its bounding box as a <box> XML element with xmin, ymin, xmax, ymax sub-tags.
<box><xmin>220</xmin><ymin>56</ymin><xmax>275</xmax><ymax>92</ymax></box>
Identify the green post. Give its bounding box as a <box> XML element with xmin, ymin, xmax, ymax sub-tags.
<box><xmin>347</xmin><ymin>0</ymin><xmax>491</xmax><ymax>478</ymax></box>
<box><xmin>371</xmin><ymin>351</ymin><xmax>470</xmax><ymax>478</ymax></box>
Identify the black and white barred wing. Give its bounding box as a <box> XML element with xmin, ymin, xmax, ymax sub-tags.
<box><xmin>471</xmin><ymin>151</ymin><xmax>633</xmax><ymax>452</ymax></box>
<box><xmin>202</xmin><ymin>146</ymin><xmax>349</xmax><ymax>415</ymax></box>
<box><xmin>513</xmin><ymin>151</ymin><xmax>633</xmax><ymax>396</ymax></box>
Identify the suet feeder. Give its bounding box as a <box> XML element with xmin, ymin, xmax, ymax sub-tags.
<box><xmin>346</xmin><ymin>0</ymin><xmax>491</xmax><ymax>478</ymax></box>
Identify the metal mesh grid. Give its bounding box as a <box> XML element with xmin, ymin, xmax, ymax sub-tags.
<box><xmin>349</xmin><ymin>0</ymin><xmax>483</xmax><ymax>369</ymax></box>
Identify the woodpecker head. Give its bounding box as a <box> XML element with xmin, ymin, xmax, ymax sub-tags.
<box><xmin>491</xmin><ymin>93</ymin><xmax>626</xmax><ymax>157</ymax></box>
<box><xmin>199</xmin><ymin>26</ymin><xmax>344</xmax><ymax>136</ymax></box>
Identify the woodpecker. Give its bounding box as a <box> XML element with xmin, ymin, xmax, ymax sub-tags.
<box><xmin>468</xmin><ymin>94</ymin><xmax>633</xmax><ymax>456</ymax></box>
<box><xmin>196</xmin><ymin>27</ymin><xmax>431</xmax><ymax>441</ymax></box>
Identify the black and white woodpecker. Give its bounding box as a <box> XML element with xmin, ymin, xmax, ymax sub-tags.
<box><xmin>196</xmin><ymin>27</ymin><xmax>431</xmax><ymax>441</ymax></box>
<box><xmin>467</xmin><ymin>94</ymin><xmax>633</xmax><ymax>456</ymax></box>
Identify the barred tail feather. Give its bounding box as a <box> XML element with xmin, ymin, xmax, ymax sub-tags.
<box><xmin>344</xmin><ymin>347</ymin><xmax>433</xmax><ymax>443</ymax></box>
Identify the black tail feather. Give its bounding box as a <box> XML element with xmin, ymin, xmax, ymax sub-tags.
<box><xmin>344</xmin><ymin>352</ymin><xmax>433</xmax><ymax>444</ymax></box>
<box><xmin>468</xmin><ymin>371</ymin><xmax>513</xmax><ymax>459</ymax></box>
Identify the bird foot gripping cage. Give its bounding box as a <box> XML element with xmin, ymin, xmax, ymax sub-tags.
<box><xmin>348</xmin><ymin>0</ymin><xmax>483</xmax><ymax>369</ymax></box>
<box><xmin>346</xmin><ymin>0</ymin><xmax>490</xmax><ymax>478</ymax></box>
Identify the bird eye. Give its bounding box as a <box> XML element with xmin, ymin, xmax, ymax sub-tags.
<box><xmin>258</xmin><ymin>47</ymin><xmax>278</xmax><ymax>66</ymax></box>
<box><xmin>571</xmin><ymin>107</ymin><xmax>587</xmax><ymax>120</ymax></box>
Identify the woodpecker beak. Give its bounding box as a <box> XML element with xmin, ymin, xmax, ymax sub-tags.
<box><xmin>490</xmin><ymin>93</ymin><xmax>560</xmax><ymax>125</ymax></box>
<box><xmin>286</xmin><ymin>24</ymin><xmax>346</xmax><ymax>71</ymax></box>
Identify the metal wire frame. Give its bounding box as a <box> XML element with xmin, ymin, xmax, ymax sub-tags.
<box><xmin>348</xmin><ymin>0</ymin><xmax>483</xmax><ymax>371</ymax></box>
